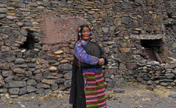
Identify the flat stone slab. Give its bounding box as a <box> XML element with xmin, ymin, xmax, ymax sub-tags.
<box><xmin>9</xmin><ymin>81</ymin><xmax>26</xmax><ymax>88</ymax></box>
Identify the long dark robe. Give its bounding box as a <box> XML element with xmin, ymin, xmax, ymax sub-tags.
<box><xmin>69</xmin><ymin>41</ymin><xmax>108</xmax><ymax>108</ymax></box>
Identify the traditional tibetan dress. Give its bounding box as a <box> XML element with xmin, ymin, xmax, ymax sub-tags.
<box><xmin>69</xmin><ymin>40</ymin><xmax>108</xmax><ymax>108</ymax></box>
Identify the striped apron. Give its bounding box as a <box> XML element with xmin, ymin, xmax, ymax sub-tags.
<box><xmin>83</xmin><ymin>71</ymin><xmax>107</xmax><ymax>108</ymax></box>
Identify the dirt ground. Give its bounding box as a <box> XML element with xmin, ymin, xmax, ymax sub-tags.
<box><xmin>0</xmin><ymin>83</ymin><xmax>176</xmax><ymax>108</ymax></box>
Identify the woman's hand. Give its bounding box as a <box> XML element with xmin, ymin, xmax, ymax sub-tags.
<box><xmin>98</xmin><ymin>58</ymin><xmax>105</xmax><ymax>65</ymax></box>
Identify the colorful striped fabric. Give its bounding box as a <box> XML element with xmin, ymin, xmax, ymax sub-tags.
<box><xmin>83</xmin><ymin>71</ymin><xmax>107</xmax><ymax>108</ymax></box>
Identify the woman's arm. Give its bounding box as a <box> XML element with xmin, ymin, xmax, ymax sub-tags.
<box><xmin>97</xmin><ymin>43</ymin><xmax>108</xmax><ymax>65</ymax></box>
<box><xmin>74</xmin><ymin>41</ymin><xmax>99</xmax><ymax>65</ymax></box>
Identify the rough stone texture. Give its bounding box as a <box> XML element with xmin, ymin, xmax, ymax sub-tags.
<box><xmin>64</xmin><ymin>72</ymin><xmax>72</xmax><ymax>80</ymax></box>
<box><xmin>165</xmin><ymin>73</ymin><xmax>175</xmax><ymax>79</ymax></box>
<box><xmin>119</xmin><ymin>63</ymin><xmax>127</xmax><ymax>70</ymax></box>
<box><xmin>1</xmin><ymin>46</ymin><xmax>11</xmax><ymax>52</ymax></box>
<box><xmin>27</xmin><ymin>79</ymin><xmax>37</xmax><ymax>86</ymax></box>
<box><xmin>19</xmin><ymin>87</ymin><xmax>27</xmax><ymax>95</ymax></box>
<box><xmin>42</xmin><ymin>79</ymin><xmax>56</xmax><ymax>85</ymax></box>
<box><xmin>58</xmin><ymin>64</ymin><xmax>72</xmax><ymax>71</ymax></box>
<box><xmin>0</xmin><ymin>75</ymin><xmax>4</xmax><ymax>86</ymax></box>
<box><xmin>0</xmin><ymin>63</ymin><xmax>9</xmax><ymax>70</ymax></box>
<box><xmin>0</xmin><ymin>0</ymin><xmax>175</xmax><ymax>98</ymax></box>
<box><xmin>49</xmin><ymin>66</ymin><xmax>57</xmax><ymax>71</ymax></box>
<box><xmin>2</xmin><ymin>71</ymin><xmax>13</xmax><ymax>77</ymax></box>
<box><xmin>20</xmin><ymin>28</ymin><xmax>28</xmax><ymax>36</ymax></box>
<box><xmin>14</xmin><ymin>58</ymin><xmax>25</xmax><ymax>64</ymax></box>
<box><xmin>165</xmin><ymin>63</ymin><xmax>176</xmax><ymax>69</ymax></box>
<box><xmin>27</xmin><ymin>86</ymin><xmax>36</xmax><ymax>92</ymax></box>
<box><xmin>119</xmin><ymin>48</ymin><xmax>131</xmax><ymax>53</ymax></box>
<box><xmin>9</xmin><ymin>81</ymin><xmax>26</xmax><ymax>88</ymax></box>
<box><xmin>0</xmin><ymin>14</ymin><xmax>6</xmax><ymax>19</ymax></box>
<box><xmin>9</xmin><ymin>88</ymin><xmax>19</xmax><ymax>95</ymax></box>
<box><xmin>56</xmin><ymin>78</ymin><xmax>65</xmax><ymax>84</ymax></box>
<box><xmin>13</xmin><ymin>68</ymin><xmax>25</xmax><ymax>74</ymax></box>
<box><xmin>0</xmin><ymin>8</ymin><xmax>7</xmax><ymax>13</ymax></box>
<box><xmin>126</xmin><ymin>63</ymin><xmax>137</xmax><ymax>70</ymax></box>
<box><xmin>51</xmin><ymin>84</ymin><xmax>58</xmax><ymax>90</ymax></box>
<box><xmin>0</xmin><ymin>88</ymin><xmax>7</xmax><ymax>93</ymax></box>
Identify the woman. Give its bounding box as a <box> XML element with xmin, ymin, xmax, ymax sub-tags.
<box><xmin>69</xmin><ymin>24</ymin><xmax>108</xmax><ymax>108</ymax></box>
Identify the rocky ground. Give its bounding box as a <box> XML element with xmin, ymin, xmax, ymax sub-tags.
<box><xmin>0</xmin><ymin>83</ymin><xmax>176</xmax><ymax>108</ymax></box>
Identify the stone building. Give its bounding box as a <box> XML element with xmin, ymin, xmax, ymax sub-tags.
<box><xmin>0</xmin><ymin>0</ymin><xmax>176</xmax><ymax>98</ymax></box>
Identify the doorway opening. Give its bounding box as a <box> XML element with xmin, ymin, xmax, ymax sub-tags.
<box><xmin>141</xmin><ymin>39</ymin><xmax>163</xmax><ymax>63</ymax></box>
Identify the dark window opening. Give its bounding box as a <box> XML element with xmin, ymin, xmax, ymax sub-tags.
<box><xmin>146</xmin><ymin>30</ymin><xmax>151</xmax><ymax>34</ymax></box>
<box><xmin>165</xmin><ymin>23</ymin><xmax>173</xmax><ymax>29</ymax></box>
<box><xmin>19</xmin><ymin>30</ymin><xmax>37</xmax><ymax>50</ymax></box>
<box><xmin>167</xmin><ymin>13</ymin><xmax>172</xmax><ymax>18</ymax></box>
<box><xmin>141</xmin><ymin>39</ymin><xmax>163</xmax><ymax>63</ymax></box>
<box><xmin>129</xmin><ymin>0</ymin><xmax>135</xmax><ymax>2</ymax></box>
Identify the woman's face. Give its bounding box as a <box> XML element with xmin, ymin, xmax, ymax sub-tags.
<box><xmin>81</xmin><ymin>27</ymin><xmax>90</xmax><ymax>41</ymax></box>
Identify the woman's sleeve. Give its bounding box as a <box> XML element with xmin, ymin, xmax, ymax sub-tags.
<box><xmin>74</xmin><ymin>41</ymin><xmax>99</xmax><ymax>65</ymax></box>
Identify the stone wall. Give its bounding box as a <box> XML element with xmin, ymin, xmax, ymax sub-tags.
<box><xmin>133</xmin><ymin>61</ymin><xmax>176</xmax><ymax>89</ymax></box>
<box><xmin>0</xmin><ymin>0</ymin><xmax>176</xmax><ymax>98</ymax></box>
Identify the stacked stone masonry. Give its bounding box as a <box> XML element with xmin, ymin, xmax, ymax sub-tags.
<box><xmin>0</xmin><ymin>0</ymin><xmax>176</xmax><ymax>98</ymax></box>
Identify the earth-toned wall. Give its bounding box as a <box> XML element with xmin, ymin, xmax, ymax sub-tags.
<box><xmin>0</xmin><ymin>0</ymin><xmax>175</xmax><ymax>98</ymax></box>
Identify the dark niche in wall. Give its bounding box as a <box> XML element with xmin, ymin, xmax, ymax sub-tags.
<box><xmin>141</xmin><ymin>39</ymin><xmax>163</xmax><ymax>63</ymax></box>
<box><xmin>19</xmin><ymin>30</ymin><xmax>38</xmax><ymax>50</ymax></box>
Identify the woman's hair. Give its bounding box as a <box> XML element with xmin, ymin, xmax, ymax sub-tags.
<box><xmin>77</xmin><ymin>24</ymin><xmax>91</xmax><ymax>41</ymax></box>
